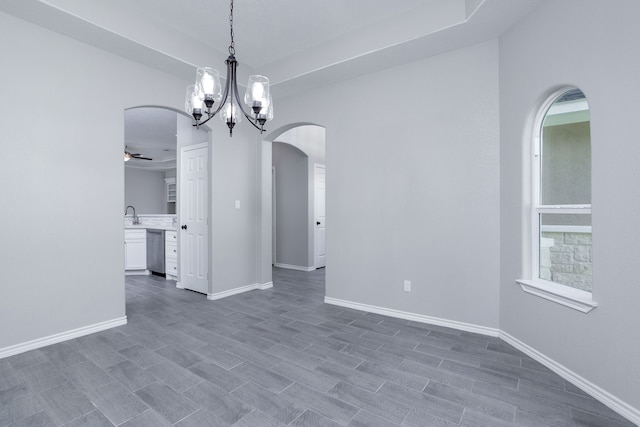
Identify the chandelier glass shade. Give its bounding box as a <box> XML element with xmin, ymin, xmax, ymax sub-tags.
<box><xmin>184</xmin><ymin>0</ymin><xmax>273</xmax><ymax>136</ymax></box>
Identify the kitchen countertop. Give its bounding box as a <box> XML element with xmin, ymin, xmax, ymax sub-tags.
<box><xmin>125</xmin><ymin>225</ymin><xmax>177</xmax><ymax>231</ymax></box>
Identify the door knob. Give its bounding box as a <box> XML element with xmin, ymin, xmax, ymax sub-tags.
<box><xmin>316</xmin><ymin>221</ymin><xmax>321</xmax><ymax>226</ymax></box>
<box><xmin>181</xmin><ymin>224</ymin><xmax>188</xmax><ymax>230</ymax></box>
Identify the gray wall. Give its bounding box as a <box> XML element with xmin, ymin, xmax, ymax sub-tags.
<box><xmin>499</xmin><ymin>0</ymin><xmax>640</xmax><ymax>411</ymax></box>
<box><xmin>211</xmin><ymin>123</ymin><xmax>260</xmax><ymax>293</ymax></box>
<box><xmin>124</xmin><ymin>167</ymin><xmax>166</xmax><ymax>214</ymax></box>
<box><xmin>0</xmin><ymin>10</ymin><xmax>186</xmax><ymax>349</ymax></box>
<box><xmin>276</xmin><ymin>126</ymin><xmax>326</xmax><ymax>164</ymax></box>
<box><xmin>272</xmin><ymin>142</ymin><xmax>309</xmax><ymax>267</ymax></box>
<box><xmin>173</xmin><ymin>111</ymin><xmax>261</xmax><ymax>295</ymax></box>
<box><xmin>0</xmin><ymin>10</ymin><xmax>262</xmax><ymax>351</ymax></box>
<box><xmin>266</xmin><ymin>39</ymin><xmax>501</xmax><ymax>328</ymax></box>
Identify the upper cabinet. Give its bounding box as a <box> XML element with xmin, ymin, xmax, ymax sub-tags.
<box><xmin>165</xmin><ymin>177</ymin><xmax>176</xmax><ymax>203</ymax></box>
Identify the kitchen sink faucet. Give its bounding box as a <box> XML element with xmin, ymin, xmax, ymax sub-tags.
<box><xmin>125</xmin><ymin>205</ymin><xmax>139</xmax><ymax>225</ymax></box>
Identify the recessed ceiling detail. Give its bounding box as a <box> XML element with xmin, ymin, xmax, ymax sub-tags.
<box><xmin>124</xmin><ymin>107</ymin><xmax>177</xmax><ymax>171</ymax></box>
<box><xmin>0</xmin><ymin>0</ymin><xmax>542</xmax><ymax>99</ymax></box>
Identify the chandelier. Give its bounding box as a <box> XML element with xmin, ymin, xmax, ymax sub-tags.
<box><xmin>185</xmin><ymin>0</ymin><xmax>273</xmax><ymax>136</ymax></box>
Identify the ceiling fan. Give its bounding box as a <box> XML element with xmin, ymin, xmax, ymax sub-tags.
<box><xmin>124</xmin><ymin>148</ymin><xmax>152</xmax><ymax>162</ymax></box>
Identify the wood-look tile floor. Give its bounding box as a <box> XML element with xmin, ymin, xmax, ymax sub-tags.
<box><xmin>0</xmin><ymin>268</ymin><xmax>634</xmax><ymax>426</ymax></box>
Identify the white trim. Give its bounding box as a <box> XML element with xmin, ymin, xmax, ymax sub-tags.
<box><xmin>516</xmin><ymin>279</ymin><xmax>597</xmax><ymax>313</ymax></box>
<box><xmin>124</xmin><ymin>270</ymin><xmax>150</xmax><ymax>276</ymax></box>
<box><xmin>176</xmin><ymin>281</ymin><xmax>184</xmax><ymax>289</ymax></box>
<box><xmin>530</xmin><ymin>87</ymin><xmax>593</xmax><ymax>300</ymax></box>
<box><xmin>538</xmin><ymin>204</ymin><xmax>591</xmax><ymax>210</ymax></box>
<box><xmin>182</xmin><ymin>141</ymin><xmax>208</xmax><ymax>152</ymax></box>
<box><xmin>546</xmin><ymin>99</ymin><xmax>589</xmax><ymax>116</ymax></box>
<box><xmin>500</xmin><ymin>331</ymin><xmax>640</xmax><ymax>425</ymax></box>
<box><xmin>257</xmin><ymin>281</ymin><xmax>273</xmax><ymax>290</ymax></box>
<box><xmin>0</xmin><ymin>316</ymin><xmax>127</xmax><ymax>359</ymax></box>
<box><xmin>323</xmin><ymin>296</ymin><xmax>635</xmax><ymax>424</ymax></box>
<box><xmin>324</xmin><ymin>297</ymin><xmax>500</xmax><ymax>337</ymax></box>
<box><xmin>207</xmin><ymin>282</ymin><xmax>272</xmax><ymax>300</ymax></box>
<box><xmin>129</xmin><ymin>214</ymin><xmax>176</xmax><ymax>217</ymax></box>
<box><xmin>541</xmin><ymin>225</ymin><xmax>592</xmax><ymax>234</ymax></box>
<box><xmin>274</xmin><ymin>263</ymin><xmax>316</xmax><ymax>272</ymax></box>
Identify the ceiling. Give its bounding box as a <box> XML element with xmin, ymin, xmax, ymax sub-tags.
<box><xmin>124</xmin><ymin>108</ymin><xmax>178</xmax><ymax>171</ymax></box>
<box><xmin>0</xmin><ymin>0</ymin><xmax>543</xmax><ymax>97</ymax></box>
<box><xmin>0</xmin><ymin>0</ymin><xmax>543</xmax><ymax>167</ymax></box>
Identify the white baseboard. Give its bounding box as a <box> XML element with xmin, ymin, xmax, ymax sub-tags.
<box><xmin>274</xmin><ymin>263</ymin><xmax>316</xmax><ymax>272</ymax></box>
<box><xmin>324</xmin><ymin>297</ymin><xmax>500</xmax><ymax>337</ymax></box>
<box><xmin>0</xmin><ymin>316</ymin><xmax>127</xmax><ymax>359</ymax></box>
<box><xmin>323</xmin><ymin>296</ymin><xmax>638</xmax><ymax>425</ymax></box>
<box><xmin>176</xmin><ymin>282</ymin><xmax>184</xmax><ymax>289</ymax></box>
<box><xmin>258</xmin><ymin>281</ymin><xmax>273</xmax><ymax>290</ymax></box>
<box><xmin>124</xmin><ymin>270</ymin><xmax>150</xmax><ymax>276</ymax></box>
<box><xmin>500</xmin><ymin>331</ymin><xmax>640</xmax><ymax>425</ymax></box>
<box><xmin>207</xmin><ymin>282</ymin><xmax>272</xmax><ymax>300</ymax></box>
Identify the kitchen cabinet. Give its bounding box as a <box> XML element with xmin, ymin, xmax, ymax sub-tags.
<box><xmin>165</xmin><ymin>177</ymin><xmax>176</xmax><ymax>203</ymax></box>
<box><xmin>125</xmin><ymin>229</ymin><xmax>147</xmax><ymax>271</ymax></box>
<box><xmin>165</xmin><ymin>230</ymin><xmax>178</xmax><ymax>280</ymax></box>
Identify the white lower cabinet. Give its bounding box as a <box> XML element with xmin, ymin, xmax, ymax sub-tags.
<box><xmin>165</xmin><ymin>230</ymin><xmax>178</xmax><ymax>280</ymax></box>
<box><xmin>125</xmin><ymin>229</ymin><xmax>147</xmax><ymax>271</ymax></box>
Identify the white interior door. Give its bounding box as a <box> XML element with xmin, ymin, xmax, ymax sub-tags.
<box><xmin>180</xmin><ymin>143</ymin><xmax>208</xmax><ymax>294</ymax></box>
<box><xmin>272</xmin><ymin>166</ymin><xmax>276</xmax><ymax>265</ymax></box>
<box><xmin>314</xmin><ymin>164</ymin><xmax>326</xmax><ymax>268</ymax></box>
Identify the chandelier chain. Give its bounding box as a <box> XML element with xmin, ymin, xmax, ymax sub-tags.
<box><xmin>186</xmin><ymin>0</ymin><xmax>271</xmax><ymax>136</ymax></box>
<box><xmin>228</xmin><ymin>0</ymin><xmax>235</xmax><ymax>56</ymax></box>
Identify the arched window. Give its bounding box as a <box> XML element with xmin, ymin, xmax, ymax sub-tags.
<box><xmin>519</xmin><ymin>88</ymin><xmax>596</xmax><ymax>312</ymax></box>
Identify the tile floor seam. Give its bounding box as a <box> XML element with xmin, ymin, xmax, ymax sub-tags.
<box><xmin>2</xmin><ymin>269</ymin><xmax>634</xmax><ymax>427</ymax></box>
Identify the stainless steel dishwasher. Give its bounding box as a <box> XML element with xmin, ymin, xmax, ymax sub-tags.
<box><xmin>146</xmin><ymin>229</ymin><xmax>165</xmax><ymax>275</ymax></box>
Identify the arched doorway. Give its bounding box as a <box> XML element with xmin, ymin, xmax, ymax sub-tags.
<box><xmin>266</xmin><ymin>124</ymin><xmax>326</xmax><ymax>272</ymax></box>
<box><xmin>123</xmin><ymin>106</ymin><xmax>212</xmax><ymax>296</ymax></box>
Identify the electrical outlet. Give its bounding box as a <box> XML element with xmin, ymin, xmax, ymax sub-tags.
<box><xmin>403</xmin><ymin>280</ymin><xmax>411</xmax><ymax>292</ymax></box>
<box><xmin>235</xmin><ymin>200</ymin><xmax>240</xmax><ymax>209</ymax></box>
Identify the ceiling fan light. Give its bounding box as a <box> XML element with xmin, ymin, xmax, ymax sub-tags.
<box><xmin>124</xmin><ymin>152</ymin><xmax>131</xmax><ymax>162</ymax></box>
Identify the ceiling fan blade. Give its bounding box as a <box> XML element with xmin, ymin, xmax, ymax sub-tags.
<box><xmin>125</xmin><ymin>150</ymin><xmax>152</xmax><ymax>161</ymax></box>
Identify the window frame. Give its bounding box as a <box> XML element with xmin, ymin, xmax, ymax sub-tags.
<box><xmin>517</xmin><ymin>88</ymin><xmax>597</xmax><ymax>313</ymax></box>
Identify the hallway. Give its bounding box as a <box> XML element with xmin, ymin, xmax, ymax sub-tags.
<box><xmin>0</xmin><ymin>269</ymin><xmax>632</xmax><ymax>426</ymax></box>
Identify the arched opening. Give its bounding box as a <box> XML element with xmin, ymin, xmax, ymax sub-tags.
<box><xmin>123</xmin><ymin>106</ymin><xmax>212</xmax><ymax>297</ymax></box>
<box><xmin>261</xmin><ymin>123</ymin><xmax>326</xmax><ymax>283</ymax></box>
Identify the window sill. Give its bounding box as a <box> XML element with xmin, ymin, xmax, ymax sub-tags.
<box><xmin>516</xmin><ymin>279</ymin><xmax>597</xmax><ymax>313</ymax></box>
